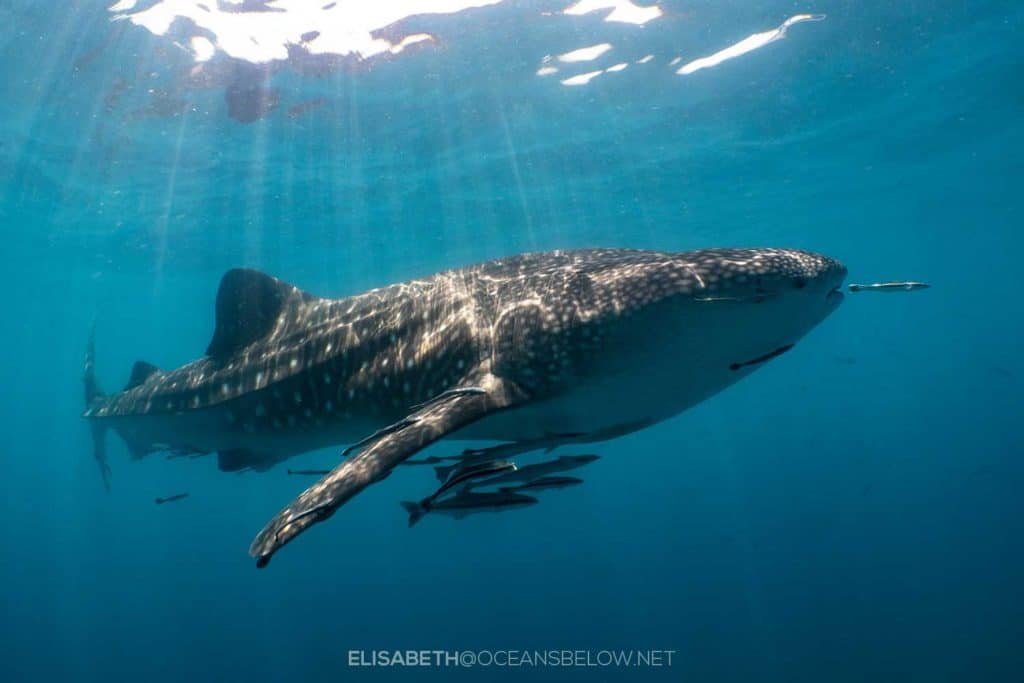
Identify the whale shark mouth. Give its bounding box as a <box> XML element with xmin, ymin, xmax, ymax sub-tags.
<box><xmin>729</xmin><ymin>344</ymin><xmax>795</xmax><ymax>371</ymax></box>
<box><xmin>826</xmin><ymin>284</ymin><xmax>845</xmax><ymax>307</ymax></box>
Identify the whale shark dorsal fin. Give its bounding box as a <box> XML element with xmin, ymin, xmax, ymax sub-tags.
<box><xmin>124</xmin><ymin>360</ymin><xmax>160</xmax><ymax>390</ymax></box>
<box><xmin>206</xmin><ymin>268</ymin><xmax>313</xmax><ymax>359</ymax></box>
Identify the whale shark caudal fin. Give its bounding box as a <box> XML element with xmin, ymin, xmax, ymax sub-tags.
<box><xmin>400</xmin><ymin>501</ymin><xmax>427</xmax><ymax>527</ymax></box>
<box><xmin>205</xmin><ymin>268</ymin><xmax>316</xmax><ymax>360</ymax></box>
<box><xmin>249</xmin><ymin>373</ymin><xmax>526</xmax><ymax>568</ymax></box>
<box><xmin>83</xmin><ymin>327</ymin><xmax>111</xmax><ymax>491</ymax></box>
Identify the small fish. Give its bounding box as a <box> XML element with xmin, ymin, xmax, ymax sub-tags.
<box><xmin>498</xmin><ymin>476</ymin><xmax>583</xmax><ymax>493</ymax></box>
<box><xmin>397</xmin><ymin>456</ymin><xmax>445</xmax><ymax>466</ymax></box>
<box><xmin>848</xmin><ymin>282</ymin><xmax>930</xmax><ymax>293</ymax></box>
<box><xmin>287</xmin><ymin>469</ymin><xmax>332</xmax><ymax>476</ymax></box>
<box><xmin>434</xmin><ymin>433</ymin><xmax>588</xmax><ymax>481</ymax></box>
<box><xmin>154</xmin><ymin>493</ymin><xmax>189</xmax><ymax>505</ymax></box>
<box><xmin>428</xmin><ymin>460</ymin><xmax>516</xmax><ymax>502</ymax></box>
<box><xmin>460</xmin><ymin>455</ymin><xmax>600</xmax><ymax>489</ymax></box>
<box><xmin>401</xmin><ymin>491</ymin><xmax>538</xmax><ymax>527</ymax></box>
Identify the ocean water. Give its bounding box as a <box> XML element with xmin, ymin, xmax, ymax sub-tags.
<box><xmin>1</xmin><ymin>1</ymin><xmax>1022</xmax><ymax>681</ymax></box>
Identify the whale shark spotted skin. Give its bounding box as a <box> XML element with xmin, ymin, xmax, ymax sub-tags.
<box><xmin>82</xmin><ymin>248</ymin><xmax>846</xmax><ymax>566</ymax></box>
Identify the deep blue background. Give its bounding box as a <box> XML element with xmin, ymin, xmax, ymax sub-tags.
<box><xmin>1</xmin><ymin>1</ymin><xmax>1021</xmax><ymax>681</ymax></box>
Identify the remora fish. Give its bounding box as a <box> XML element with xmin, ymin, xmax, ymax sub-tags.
<box><xmin>80</xmin><ymin>247</ymin><xmax>846</xmax><ymax>566</ymax></box>
<box><xmin>433</xmin><ymin>432</ymin><xmax>587</xmax><ymax>482</ymax></box>
<box><xmin>287</xmin><ymin>469</ymin><xmax>332</xmax><ymax>476</ymax></box>
<box><xmin>398</xmin><ymin>456</ymin><xmax>446</xmax><ymax>466</ymax></box>
<box><xmin>437</xmin><ymin>421</ymin><xmax>647</xmax><ymax>481</ymax></box>
<box><xmin>428</xmin><ymin>459</ymin><xmax>517</xmax><ymax>502</ymax></box>
<box><xmin>155</xmin><ymin>493</ymin><xmax>189</xmax><ymax>505</ymax></box>
<box><xmin>848</xmin><ymin>281</ymin><xmax>929</xmax><ymax>293</ymax></box>
<box><xmin>460</xmin><ymin>455</ymin><xmax>600</xmax><ymax>488</ymax></box>
<box><xmin>400</xmin><ymin>491</ymin><xmax>538</xmax><ymax>527</ymax></box>
<box><xmin>498</xmin><ymin>476</ymin><xmax>584</xmax><ymax>493</ymax></box>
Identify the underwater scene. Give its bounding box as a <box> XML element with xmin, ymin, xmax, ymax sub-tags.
<box><xmin>1</xmin><ymin>1</ymin><xmax>1021</xmax><ymax>681</ymax></box>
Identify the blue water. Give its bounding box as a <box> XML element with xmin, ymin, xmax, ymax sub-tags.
<box><xmin>1</xmin><ymin>1</ymin><xmax>1022</xmax><ymax>680</ymax></box>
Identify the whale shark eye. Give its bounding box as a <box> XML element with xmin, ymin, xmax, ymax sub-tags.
<box><xmin>793</xmin><ymin>277</ymin><xmax>808</xmax><ymax>289</ymax></box>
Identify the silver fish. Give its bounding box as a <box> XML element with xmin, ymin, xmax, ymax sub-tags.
<box><xmin>848</xmin><ymin>281</ymin><xmax>930</xmax><ymax>293</ymax></box>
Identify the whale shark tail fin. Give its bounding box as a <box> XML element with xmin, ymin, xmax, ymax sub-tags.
<box><xmin>84</xmin><ymin>325</ymin><xmax>103</xmax><ymax>407</ymax></box>
<box><xmin>83</xmin><ymin>326</ymin><xmax>111</xmax><ymax>492</ymax></box>
<box><xmin>401</xmin><ymin>501</ymin><xmax>426</xmax><ymax>527</ymax></box>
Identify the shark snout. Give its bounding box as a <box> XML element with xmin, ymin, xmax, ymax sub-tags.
<box><xmin>772</xmin><ymin>249</ymin><xmax>846</xmax><ymax>306</ymax></box>
<box><xmin>817</xmin><ymin>255</ymin><xmax>848</xmax><ymax>289</ymax></box>
<box><xmin>782</xmin><ymin>250</ymin><xmax>846</xmax><ymax>287</ymax></box>
<box><xmin>817</xmin><ymin>257</ymin><xmax>847</xmax><ymax>310</ymax></box>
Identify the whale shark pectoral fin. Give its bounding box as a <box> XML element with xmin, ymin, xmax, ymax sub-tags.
<box><xmin>206</xmin><ymin>268</ymin><xmax>316</xmax><ymax>360</ymax></box>
<box><xmin>340</xmin><ymin>388</ymin><xmax>490</xmax><ymax>458</ymax></box>
<box><xmin>341</xmin><ymin>417</ymin><xmax>420</xmax><ymax>457</ymax></box>
<box><xmin>248</xmin><ymin>374</ymin><xmax>525</xmax><ymax>568</ymax></box>
<box><xmin>409</xmin><ymin>386</ymin><xmax>487</xmax><ymax>411</ymax></box>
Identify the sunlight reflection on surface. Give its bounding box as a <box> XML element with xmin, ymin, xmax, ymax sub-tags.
<box><xmin>560</xmin><ymin>70</ymin><xmax>605</xmax><ymax>87</ymax></box>
<box><xmin>557</xmin><ymin>43</ymin><xmax>613</xmax><ymax>63</ymax></box>
<box><xmin>104</xmin><ymin>1</ymin><xmax>826</xmax><ymax>109</ymax></box>
<box><xmin>111</xmin><ymin>0</ymin><xmax>504</xmax><ymax>63</ymax></box>
<box><xmin>676</xmin><ymin>14</ymin><xmax>826</xmax><ymax>76</ymax></box>
<box><xmin>562</xmin><ymin>0</ymin><xmax>662</xmax><ymax>26</ymax></box>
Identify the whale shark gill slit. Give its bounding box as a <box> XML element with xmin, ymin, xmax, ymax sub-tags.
<box><xmin>729</xmin><ymin>344</ymin><xmax>795</xmax><ymax>371</ymax></box>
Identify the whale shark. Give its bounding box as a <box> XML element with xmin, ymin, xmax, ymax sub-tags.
<box><xmin>81</xmin><ymin>247</ymin><xmax>846</xmax><ymax>566</ymax></box>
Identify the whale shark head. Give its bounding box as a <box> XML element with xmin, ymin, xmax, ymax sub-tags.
<box><xmin>681</xmin><ymin>247</ymin><xmax>846</xmax><ymax>312</ymax></box>
<box><xmin>567</xmin><ymin>248</ymin><xmax>847</xmax><ymax>416</ymax></box>
<box><xmin>481</xmin><ymin>247</ymin><xmax>847</xmax><ymax>444</ymax></box>
<box><xmin>663</xmin><ymin>248</ymin><xmax>847</xmax><ymax>379</ymax></box>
